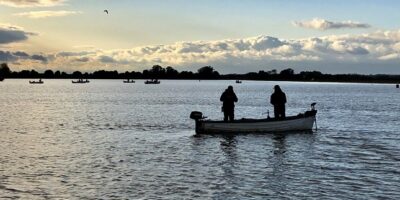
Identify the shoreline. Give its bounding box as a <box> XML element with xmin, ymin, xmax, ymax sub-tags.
<box><xmin>2</xmin><ymin>78</ymin><xmax>399</xmax><ymax>84</ymax></box>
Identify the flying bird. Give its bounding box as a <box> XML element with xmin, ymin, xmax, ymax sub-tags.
<box><xmin>104</xmin><ymin>10</ymin><xmax>109</xmax><ymax>14</ymax></box>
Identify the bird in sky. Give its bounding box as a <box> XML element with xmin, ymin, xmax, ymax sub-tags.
<box><xmin>104</xmin><ymin>10</ymin><xmax>109</xmax><ymax>14</ymax></box>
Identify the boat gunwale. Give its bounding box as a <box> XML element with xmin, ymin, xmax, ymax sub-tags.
<box><xmin>72</xmin><ymin>81</ymin><xmax>90</xmax><ymax>84</ymax></box>
<box><xmin>29</xmin><ymin>81</ymin><xmax>44</xmax><ymax>84</ymax></box>
<box><xmin>199</xmin><ymin>110</ymin><xmax>317</xmax><ymax>124</ymax></box>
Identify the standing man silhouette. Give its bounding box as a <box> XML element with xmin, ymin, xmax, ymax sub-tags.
<box><xmin>270</xmin><ymin>85</ymin><xmax>287</xmax><ymax>119</ymax></box>
<box><xmin>220</xmin><ymin>86</ymin><xmax>238</xmax><ymax>122</ymax></box>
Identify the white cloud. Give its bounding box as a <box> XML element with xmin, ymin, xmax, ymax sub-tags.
<box><xmin>5</xmin><ymin>30</ymin><xmax>400</xmax><ymax>73</ymax></box>
<box><xmin>14</xmin><ymin>10</ymin><xmax>81</xmax><ymax>19</ymax></box>
<box><xmin>0</xmin><ymin>0</ymin><xmax>65</xmax><ymax>7</ymax></box>
<box><xmin>378</xmin><ymin>53</ymin><xmax>400</xmax><ymax>60</ymax></box>
<box><xmin>293</xmin><ymin>18</ymin><xmax>371</xmax><ymax>30</ymax></box>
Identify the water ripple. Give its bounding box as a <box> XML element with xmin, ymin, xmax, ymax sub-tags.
<box><xmin>1</xmin><ymin>80</ymin><xmax>400</xmax><ymax>199</ymax></box>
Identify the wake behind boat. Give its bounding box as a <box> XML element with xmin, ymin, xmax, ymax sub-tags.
<box><xmin>190</xmin><ymin>104</ymin><xmax>317</xmax><ymax>134</ymax></box>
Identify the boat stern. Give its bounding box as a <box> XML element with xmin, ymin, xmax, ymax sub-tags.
<box><xmin>190</xmin><ymin>111</ymin><xmax>205</xmax><ymax>134</ymax></box>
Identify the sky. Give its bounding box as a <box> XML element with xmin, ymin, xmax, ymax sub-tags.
<box><xmin>1</xmin><ymin>0</ymin><xmax>400</xmax><ymax>74</ymax></box>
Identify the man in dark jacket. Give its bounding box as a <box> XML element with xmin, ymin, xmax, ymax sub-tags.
<box><xmin>220</xmin><ymin>85</ymin><xmax>238</xmax><ymax>122</ymax></box>
<box><xmin>270</xmin><ymin>85</ymin><xmax>287</xmax><ymax>119</ymax></box>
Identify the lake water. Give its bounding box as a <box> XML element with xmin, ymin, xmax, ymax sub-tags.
<box><xmin>1</xmin><ymin>79</ymin><xmax>399</xmax><ymax>199</ymax></box>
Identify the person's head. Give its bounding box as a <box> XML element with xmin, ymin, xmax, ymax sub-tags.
<box><xmin>227</xmin><ymin>85</ymin><xmax>233</xmax><ymax>92</ymax></box>
<box><xmin>274</xmin><ymin>85</ymin><xmax>282</xmax><ymax>93</ymax></box>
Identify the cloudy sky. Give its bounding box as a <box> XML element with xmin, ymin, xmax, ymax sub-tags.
<box><xmin>1</xmin><ymin>0</ymin><xmax>400</xmax><ymax>74</ymax></box>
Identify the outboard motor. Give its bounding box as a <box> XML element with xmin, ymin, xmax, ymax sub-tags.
<box><xmin>311</xmin><ymin>102</ymin><xmax>316</xmax><ymax>110</ymax></box>
<box><xmin>190</xmin><ymin>111</ymin><xmax>203</xmax><ymax>120</ymax></box>
<box><xmin>305</xmin><ymin>103</ymin><xmax>317</xmax><ymax>117</ymax></box>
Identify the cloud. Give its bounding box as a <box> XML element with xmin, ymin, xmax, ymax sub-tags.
<box><xmin>0</xmin><ymin>50</ymin><xmax>47</xmax><ymax>63</ymax></box>
<box><xmin>0</xmin><ymin>0</ymin><xmax>65</xmax><ymax>7</ymax></box>
<box><xmin>13</xmin><ymin>51</ymin><xmax>29</xmax><ymax>57</ymax></box>
<box><xmin>98</xmin><ymin>55</ymin><xmax>117</xmax><ymax>63</ymax></box>
<box><xmin>293</xmin><ymin>18</ymin><xmax>371</xmax><ymax>30</ymax></box>
<box><xmin>14</xmin><ymin>10</ymin><xmax>81</xmax><ymax>19</ymax></box>
<box><xmin>31</xmin><ymin>54</ymin><xmax>47</xmax><ymax>62</ymax></box>
<box><xmin>0</xmin><ymin>24</ymin><xmax>36</xmax><ymax>44</ymax></box>
<box><xmin>74</xmin><ymin>57</ymin><xmax>89</xmax><ymax>62</ymax></box>
<box><xmin>73</xmin><ymin>45</ymin><xmax>95</xmax><ymax>49</ymax></box>
<box><xmin>5</xmin><ymin>30</ymin><xmax>400</xmax><ymax>74</ymax></box>
<box><xmin>56</xmin><ymin>51</ymin><xmax>94</xmax><ymax>57</ymax></box>
<box><xmin>0</xmin><ymin>51</ymin><xmax>17</xmax><ymax>61</ymax></box>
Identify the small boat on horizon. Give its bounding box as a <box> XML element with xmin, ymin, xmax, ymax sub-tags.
<box><xmin>236</xmin><ymin>80</ymin><xmax>242</xmax><ymax>84</ymax></box>
<box><xmin>29</xmin><ymin>79</ymin><xmax>44</xmax><ymax>84</ymax></box>
<box><xmin>145</xmin><ymin>79</ymin><xmax>160</xmax><ymax>84</ymax></box>
<box><xmin>72</xmin><ymin>79</ymin><xmax>90</xmax><ymax>84</ymax></box>
<box><xmin>123</xmin><ymin>79</ymin><xmax>135</xmax><ymax>83</ymax></box>
<box><xmin>190</xmin><ymin>103</ymin><xmax>317</xmax><ymax>134</ymax></box>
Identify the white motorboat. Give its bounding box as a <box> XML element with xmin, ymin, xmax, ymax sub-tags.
<box><xmin>190</xmin><ymin>104</ymin><xmax>317</xmax><ymax>134</ymax></box>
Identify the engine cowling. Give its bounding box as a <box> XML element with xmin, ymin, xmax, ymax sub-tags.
<box><xmin>190</xmin><ymin>111</ymin><xmax>203</xmax><ymax>120</ymax></box>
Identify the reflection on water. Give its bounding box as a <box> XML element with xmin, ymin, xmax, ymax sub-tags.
<box><xmin>188</xmin><ymin>132</ymin><xmax>321</xmax><ymax>199</ymax></box>
<box><xmin>1</xmin><ymin>80</ymin><xmax>400</xmax><ymax>199</ymax></box>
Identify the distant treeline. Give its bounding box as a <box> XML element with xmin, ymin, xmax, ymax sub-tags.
<box><xmin>1</xmin><ymin>63</ymin><xmax>399</xmax><ymax>83</ymax></box>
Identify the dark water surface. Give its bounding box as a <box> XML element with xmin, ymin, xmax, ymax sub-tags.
<box><xmin>1</xmin><ymin>80</ymin><xmax>399</xmax><ymax>199</ymax></box>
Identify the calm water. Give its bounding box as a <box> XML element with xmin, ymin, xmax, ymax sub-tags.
<box><xmin>1</xmin><ymin>79</ymin><xmax>399</xmax><ymax>199</ymax></box>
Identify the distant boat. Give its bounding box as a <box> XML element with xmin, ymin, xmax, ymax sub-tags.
<box><xmin>396</xmin><ymin>84</ymin><xmax>399</xmax><ymax>88</ymax></box>
<box><xmin>145</xmin><ymin>79</ymin><xmax>160</xmax><ymax>84</ymax></box>
<box><xmin>72</xmin><ymin>79</ymin><xmax>90</xmax><ymax>84</ymax></box>
<box><xmin>190</xmin><ymin>103</ymin><xmax>318</xmax><ymax>134</ymax></box>
<box><xmin>123</xmin><ymin>79</ymin><xmax>135</xmax><ymax>83</ymax></box>
<box><xmin>236</xmin><ymin>80</ymin><xmax>242</xmax><ymax>84</ymax></box>
<box><xmin>29</xmin><ymin>79</ymin><xmax>44</xmax><ymax>84</ymax></box>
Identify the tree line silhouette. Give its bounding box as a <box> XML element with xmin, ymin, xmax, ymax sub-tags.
<box><xmin>1</xmin><ymin>63</ymin><xmax>399</xmax><ymax>83</ymax></box>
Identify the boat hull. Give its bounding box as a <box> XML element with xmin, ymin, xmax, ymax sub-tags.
<box><xmin>194</xmin><ymin>110</ymin><xmax>317</xmax><ymax>134</ymax></box>
<box><xmin>145</xmin><ymin>82</ymin><xmax>160</xmax><ymax>84</ymax></box>
<box><xmin>72</xmin><ymin>81</ymin><xmax>90</xmax><ymax>84</ymax></box>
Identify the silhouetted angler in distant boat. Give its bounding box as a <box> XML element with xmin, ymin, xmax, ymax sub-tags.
<box><xmin>145</xmin><ymin>79</ymin><xmax>160</xmax><ymax>84</ymax></box>
<box><xmin>29</xmin><ymin>78</ymin><xmax>44</xmax><ymax>84</ymax></box>
<box><xmin>270</xmin><ymin>85</ymin><xmax>287</xmax><ymax>119</ymax></box>
<box><xmin>396</xmin><ymin>84</ymin><xmax>399</xmax><ymax>88</ymax></box>
<box><xmin>220</xmin><ymin>85</ymin><xmax>238</xmax><ymax>122</ymax></box>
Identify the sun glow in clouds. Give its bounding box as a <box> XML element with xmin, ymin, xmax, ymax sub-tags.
<box><xmin>0</xmin><ymin>0</ymin><xmax>65</xmax><ymax>7</ymax></box>
<box><xmin>1</xmin><ymin>1</ymin><xmax>400</xmax><ymax>73</ymax></box>
<box><xmin>14</xmin><ymin>10</ymin><xmax>81</xmax><ymax>19</ymax></box>
<box><xmin>3</xmin><ymin>28</ymin><xmax>400</xmax><ymax>73</ymax></box>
